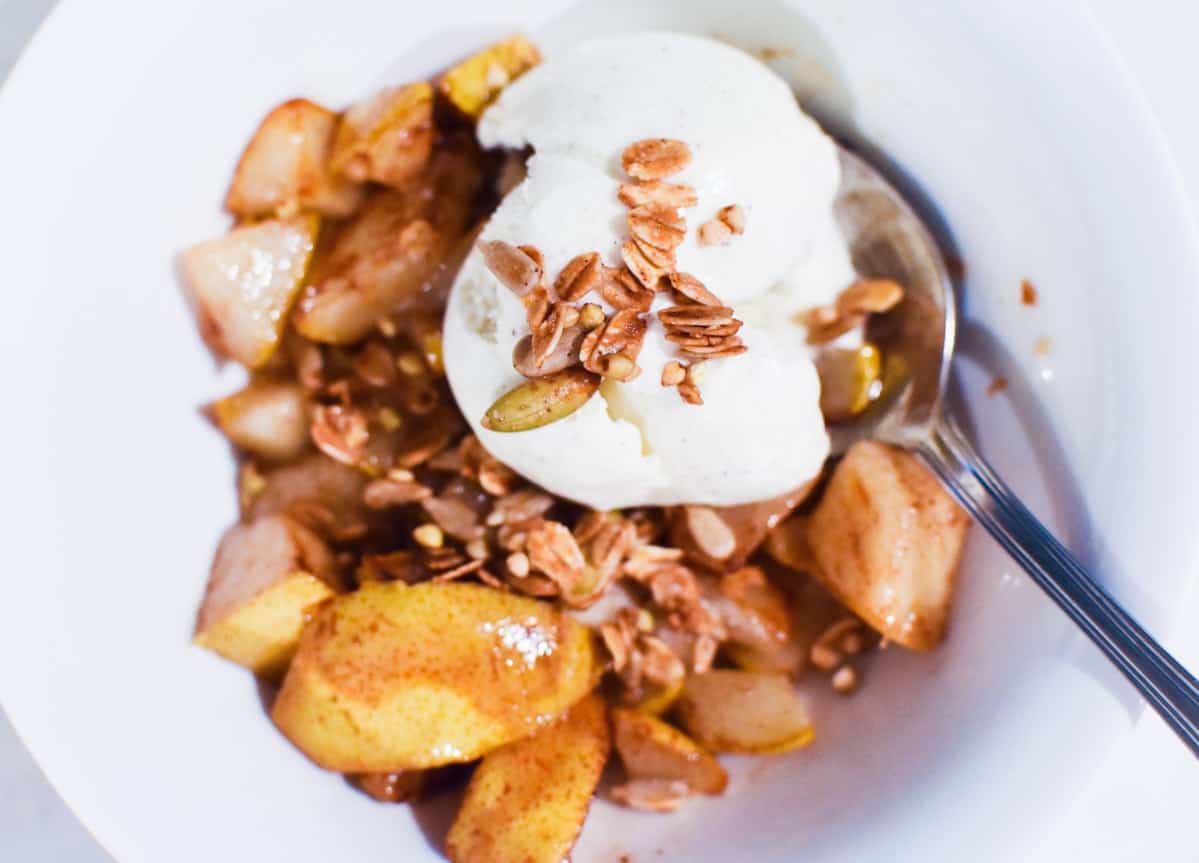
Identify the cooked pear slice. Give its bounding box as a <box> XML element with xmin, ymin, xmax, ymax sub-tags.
<box><xmin>611</xmin><ymin>707</ymin><xmax>727</xmax><ymax>795</ymax></box>
<box><xmin>707</xmin><ymin>566</ymin><xmax>793</xmax><ymax>653</ymax></box>
<box><xmin>271</xmin><ymin>582</ymin><xmax>595</xmax><ymax>772</ymax></box>
<box><xmin>331</xmin><ymin>83</ymin><xmax>434</xmax><ymax>188</ymax></box>
<box><xmin>676</xmin><ymin>670</ymin><xmax>814</xmax><ymax>755</ymax></box>
<box><xmin>764</xmin><ymin>511</ymin><xmax>817</xmax><ymax>574</ymax></box>
<box><xmin>210</xmin><ymin>379</ymin><xmax>309</xmax><ymax>461</ymax></box>
<box><xmin>245</xmin><ymin>452</ymin><xmax>371</xmax><ymax>542</ymax></box>
<box><xmin>293</xmin><ymin>203</ymin><xmax>438</xmax><ymax>345</ymax></box>
<box><xmin>805</xmin><ymin>441</ymin><xmax>969</xmax><ymax>650</ymax></box>
<box><xmin>225</xmin><ymin>98</ymin><xmax>362</xmax><ymax>219</ymax></box>
<box><xmin>193</xmin><ymin>515</ymin><xmax>339</xmax><ymax>677</ymax></box>
<box><xmin>724</xmin><ymin>636</ymin><xmax>807</xmax><ymax>677</ymax></box>
<box><xmin>670</xmin><ymin>482</ymin><xmax>815</xmax><ymax>571</ymax></box>
<box><xmin>726</xmin><ymin>567</ymin><xmax>847</xmax><ymax>677</ymax></box>
<box><xmin>632</xmin><ymin>675</ymin><xmax>685</xmax><ymax>716</ymax></box>
<box><xmin>446</xmin><ymin>695</ymin><xmax>608</xmax><ymax>863</ymax></box>
<box><xmin>440</xmin><ymin>35</ymin><xmax>542</xmax><ymax>118</ymax></box>
<box><xmin>293</xmin><ymin>141</ymin><xmax>483</xmax><ymax>344</ymax></box>
<box><xmin>182</xmin><ymin>214</ymin><xmax>318</xmax><ymax>368</ymax></box>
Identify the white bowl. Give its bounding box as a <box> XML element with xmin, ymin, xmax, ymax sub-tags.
<box><xmin>1</xmin><ymin>1</ymin><xmax>1196</xmax><ymax>861</ymax></box>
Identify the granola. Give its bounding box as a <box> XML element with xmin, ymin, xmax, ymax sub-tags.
<box><xmin>412</xmin><ymin>523</ymin><xmax>444</xmax><ymax>549</ymax></box>
<box><xmin>529</xmin><ymin>302</ymin><xmax>580</xmax><ymax>369</ymax></box>
<box><xmin>363</xmin><ymin>474</ymin><xmax>431</xmax><ymax>508</ymax></box>
<box><xmin>698</xmin><ymin>204</ymin><xmax>746</xmax><ymax>246</ymax></box>
<box><xmin>801</xmin><ymin>277</ymin><xmax>905</xmax><ymax>345</ymax></box>
<box><xmin>554</xmin><ymin>251</ymin><xmax>602</xmax><ymax>302</ymax></box>
<box><xmin>487</xmin><ymin>488</ymin><xmax>556</xmax><ymax>526</ymax></box>
<box><xmin>599</xmin><ymin>266</ymin><xmax>655</xmax><ymax>312</ymax></box>
<box><xmin>618</xmin><ymin>180</ymin><xmax>698</xmax><ymax>210</ymax></box>
<box><xmin>682</xmin><ymin>506</ymin><xmax>737</xmax><ymax>562</ymax></box>
<box><xmin>310</xmin><ymin>404</ymin><xmax>369</xmax><ymax>466</ymax></box>
<box><xmin>526</xmin><ymin>520</ymin><xmax>585</xmax><ymax>581</ymax></box>
<box><xmin>628</xmin><ymin>204</ymin><xmax>687</xmax><ymax>253</ymax></box>
<box><xmin>621</xmin><ymin>138</ymin><xmax>693</xmax><ymax>181</ymax></box>
<box><xmin>666</xmin><ymin>271</ymin><xmax>723</xmax><ymax>307</ymax></box>
<box><xmin>578</xmin><ymin>302</ymin><xmax>606</xmax><ymax>330</ymax></box>
<box><xmin>661</xmin><ymin>361</ymin><xmax>687</xmax><ymax>387</ymax></box>
<box><xmin>657</xmin><ymin>292</ymin><xmax>746</xmax><ymax>391</ymax></box>
<box><xmin>421</xmin><ymin>494</ymin><xmax>485</xmax><ymax>542</ymax></box>
<box><xmin>621</xmin><ymin>237</ymin><xmax>670</xmax><ymax>289</ymax></box>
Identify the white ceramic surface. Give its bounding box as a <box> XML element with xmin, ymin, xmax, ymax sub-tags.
<box><xmin>1</xmin><ymin>1</ymin><xmax>1196</xmax><ymax>862</ymax></box>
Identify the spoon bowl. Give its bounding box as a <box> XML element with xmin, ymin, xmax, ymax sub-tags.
<box><xmin>831</xmin><ymin>145</ymin><xmax>1199</xmax><ymax>757</ymax></box>
<box><xmin>831</xmin><ymin>149</ymin><xmax>954</xmax><ymax>453</ymax></box>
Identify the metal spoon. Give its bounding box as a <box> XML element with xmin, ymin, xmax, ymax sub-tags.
<box><xmin>832</xmin><ymin>147</ymin><xmax>1199</xmax><ymax>757</ymax></box>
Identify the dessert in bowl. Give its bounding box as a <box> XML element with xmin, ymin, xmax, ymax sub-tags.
<box><xmin>2</xmin><ymin>1</ymin><xmax>1196</xmax><ymax>862</ymax></box>
<box><xmin>183</xmin><ymin>31</ymin><xmax>968</xmax><ymax>861</ymax></box>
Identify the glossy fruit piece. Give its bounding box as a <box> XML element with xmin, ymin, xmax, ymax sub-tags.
<box><xmin>193</xmin><ymin>515</ymin><xmax>340</xmax><ymax>677</ymax></box>
<box><xmin>804</xmin><ymin>440</ymin><xmax>968</xmax><ymax>650</ymax></box>
<box><xmin>446</xmin><ymin>694</ymin><xmax>608</xmax><ymax>863</ymax></box>
<box><xmin>182</xmin><ymin>214</ymin><xmax>319</xmax><ymax>368</ymax></box>
<box><xmin>209</xmin><ymin>379</ymin><xmax>309</xmax><ymax>461</ymax></box>
<box><xmin>225</xmin><ymin>98</ymin><xmax>363</xmax><ymax>219</ymax></box>
<box><xmin>675</xmin><ymin>670</ymin><xmax>814</xmax><ymax>755</ymax></box>
<box><xmin>330</xmin><ymin>82</ymin><xmax>434</xmax><ymax>188</ymax></box>
<box><xmin>271</xmin><ymin>582</ymin><xmax>595</xmax><ymax>771</ymax></box>
<box><xmin>611</xmin><ymin>707</ymin><xmax>727</xmax><ymax>794</ymax></box>
<box><xmin>440</xmin><ymin>35</ymin><xmax>542</xmax><ymax>118</ymax></box>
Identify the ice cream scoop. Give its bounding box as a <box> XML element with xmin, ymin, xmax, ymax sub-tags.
<box><xmin>444</xmin><ymin>32</ymin><xmax>856</xmax><ymax>509</ymax></box>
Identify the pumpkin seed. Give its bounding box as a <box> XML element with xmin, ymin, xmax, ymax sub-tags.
<box><xmin>482</xmin><ymin>368</ymin><xmax>600</xmax><ymax>432</ymax></box>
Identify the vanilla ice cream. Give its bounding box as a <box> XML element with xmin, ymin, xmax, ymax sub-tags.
<box><xmin>444</xmin><ymin>32</ymin><xmax>857</xmax><ymax>510</ymax></box>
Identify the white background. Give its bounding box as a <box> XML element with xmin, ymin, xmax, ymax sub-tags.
<box><xmin>0</xmin><ymin>0</ymin><xmax>1195</xmax><ymax>860</ymax></box>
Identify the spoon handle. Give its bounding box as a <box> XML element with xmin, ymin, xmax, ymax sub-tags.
<box><xmin>917</xmin><ymin>415</ymin><xmax>1199</xmax><ymax>758</ymax></box>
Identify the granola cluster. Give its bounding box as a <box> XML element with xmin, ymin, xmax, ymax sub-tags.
<box><xmin>480</xmin><ymin>138</ymin><xmax>750</xmax><ymax>416</ymax></box>
<box><xmin>236</xmin><ymin>317</ymin><xmax>872</xmax><ymax>717</ymax></box>
<box><xmin>697</xmin><ymin>204</ymin><xmax>746</xmax><ymax>246</ymax></box>
<box><xmin>800</xmin><ymin>277</ymin><xmax>904</xmax><ymax>345</ymax></box>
